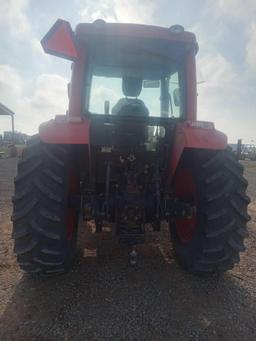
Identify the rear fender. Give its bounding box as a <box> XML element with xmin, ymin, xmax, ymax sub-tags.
<box><xmin>169</xmin><ymin>121</ymin><xmax>227</xmax><ymax>177</ymax></box>
<box><xmin>39</xmin><ymin>115</ymin><xmax>90</xmax><ymax>144</ymax></box>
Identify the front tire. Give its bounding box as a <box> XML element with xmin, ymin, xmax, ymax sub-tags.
<box><xmin>171</xmin><ymin>148</ymin><xmax>250</xmax><ymax>273</ymax></box>
<box><xmin>12</xmin><ymin>136</ymin><xmax>80</xmax><ymax>276</ymax></box>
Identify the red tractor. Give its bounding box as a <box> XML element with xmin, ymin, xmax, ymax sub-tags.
<box><xmin>12</xmin><ymin>19</ymin><xmax>250</xmax><ymax>276</ymax></box>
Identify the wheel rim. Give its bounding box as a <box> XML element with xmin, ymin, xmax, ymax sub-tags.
<box><xmin>174</xmin><ymin>168</ymin><xmax>197</xmax><ymax>243</ymax></box>
<box><xmin>67</xmin><ymin>168</ymin><xmax>78</xmax><ymax>240</ymax></box>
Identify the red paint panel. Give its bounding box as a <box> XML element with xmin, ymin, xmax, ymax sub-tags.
<box><xmin>174</xmin><ymin>168</ymin><xmax>197</xmax><ymax>243</ymax></box>
<box><xmin>169</xmin><ymin>121</ymin><xmax>227</xmax><ymax>177</ymax></box>
<box><xmin>39</xmin><ymin>116</ymin><xmax>90</xmax><ymax>144</ymax></box>
<box><xmin>41</xmin><ymin>19</ymin><xmax>78</xmax><ymax>61</ymax></box>
<box><xmin>186</xmin><ymin>50</ymin><xmax>197</xmax><ymax>121</ymax></box>
<box><xmin>76</xmin><ymin>23</ymin><xmax>198</xmax><ymax>46</ymax></box>
<box><xmin>68</xmin><ymin>47</ymin><xmax>86</xmax><ymax>118</ymax></box>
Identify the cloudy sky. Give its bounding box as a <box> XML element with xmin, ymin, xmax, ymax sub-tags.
<box><xmin>0</xmin><ymin>0</ymin><xmax>255</xmax><ymax>143</ymax></box>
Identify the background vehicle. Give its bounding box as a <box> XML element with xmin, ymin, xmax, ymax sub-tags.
<box><xmin>12</xmin><ymin>19</ymin><xmax>250</xmax><ymax>276</ymax></box>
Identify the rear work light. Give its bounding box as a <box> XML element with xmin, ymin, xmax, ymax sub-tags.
<box><xmin>169</xmin><ymin>25</ymin><xmax>185</xmax><ymax>33</ymax></box>
<box><xmin>41</xmin><ymin>19</ymin><xmax>78</xmax><ymax>61</ymax></box>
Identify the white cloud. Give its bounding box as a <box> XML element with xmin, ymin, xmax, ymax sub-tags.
<box><xmin>211</xmin><ymin>0</ymin><xmax>256</xmax><ymax>74</ymax></box>
<box><xmin>0</xmin><ymin>65</ymin><xmax>68</xmax><ymax>135</ymax></box>
<box><xmin>212</xmin><ymin>0</ymin><xmax>256</xmax><ymax>23</ymax></box>
<box><xmin>190</xmin><ymin>1</ymin><xmax>256</xmax><ymax>143</ymax></box>
<box><xmin>79</xmin><ymin>0</ymin><xmax>156</xmax><ymax>24</ymax></box>
<box><xmin>197</xmin><ymin>54</ymin><xmax>235</xmax><ymax>122</ymax></box>
<box><xmin>246</xmin><ymin>23</ymin><xmax>256</xmax><ymax>74</ymax></box>
<box><xmin>17</xmin><ymin>74</ymin><xmax>69</xmax><ymax>134</ymax></box>
<box><xmin>30</xmin><ymin>38</ymin><xmax>51</xmax><ymax>61</ymax></box>
<box><xmin>80</xmin><ymin>1</ymin><xmax>117</xmax><ymax>22</ymax></box>
<box><xmin>90</xmin><ymin>84</ymin><xmax>119</xmax><ymax>113</ymax></box>
<box><xmin>113</xmin><ymin>0</ymin><xmax>156</xmax><ymax>24</ymax></box>
<box><xmin>0</xmin><ymin>0</ymin><xmax>30</xmax><ymax>36</ymax></box>
<box><xmin>197</xmin><ymin>53</ymin><xmax>256</xmax><ymax>143</ymax></box>
<box><xmin>0</xmin><ymin>65</ymin><xmax>24</xmax><ymax>134</ymax></box>
<box><xmin>198</xmin><ymin>54</ymin><xmax>236</xmax><ymax>86</ymax></box>
<box><xmin>0</xmin><ymin>64</ymin><xmax>23</xmax><ymax>108</ymax></box>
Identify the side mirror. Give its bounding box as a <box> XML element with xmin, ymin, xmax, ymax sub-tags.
<box><xmin>173</xmin><ymin>88</ymin><xmax>180</xmax><ymax>106</ymax></box>
<box><xmin>104</xmin><ymin>100</ymin><xmax>110</xmax><ymax>115</ymax></box>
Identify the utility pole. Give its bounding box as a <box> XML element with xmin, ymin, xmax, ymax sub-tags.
<box><xmin>237</xmin><ymin>138</ymin><xmax>242</xmax><ymax>160</ymax></box>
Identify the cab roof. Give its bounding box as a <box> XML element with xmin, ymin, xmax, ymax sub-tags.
<box><xmin>75</xmin><ymin>21</ymin><xmax>198</xmax><ymax>52</ymax></box>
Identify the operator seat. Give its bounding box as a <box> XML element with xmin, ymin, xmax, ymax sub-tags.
<box><xmin>112</xmin><ymin>77</ymin><xmax>149</xmax><ymax>116</ymax></box>
<box><xmin>112</xmin><ymin>77</ymin><xmax>149</xmax><ymax>148</ymax></box>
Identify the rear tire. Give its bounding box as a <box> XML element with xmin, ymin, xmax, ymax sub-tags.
<box><xmin>171</xmin><ymin>148</ymin><xmax>250</xmax><ymax>273</ymax></box>
<box><xmin>12</xmin><ymin>136</ymin><xmax>80</xmax><ymax>276</ymax></box>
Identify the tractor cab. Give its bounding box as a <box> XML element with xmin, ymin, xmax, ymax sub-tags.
<box><xmin>83</xmin><ymin>30</ymin><xmax>186</xmax><ymax>120</ymax></box>
<box><xmin>76</xmin><ymin>21</ymin><xmax>197</xmax><ymax>122</ymax></box>
<box><xmin>41</xmin><ymin>19</ymin><xmax>198</xmax><ymax>121</ymax></box>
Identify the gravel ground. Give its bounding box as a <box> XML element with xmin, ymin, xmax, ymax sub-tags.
<box><xmin>0</xmin><ymin>157</ymin><xmax>256</xmax><ymax>341</ymax></box>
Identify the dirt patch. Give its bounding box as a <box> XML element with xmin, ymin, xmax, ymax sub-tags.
<box><xmin>0</xmin><ymin>158</ymin><xmax>256</xmax><ymax>340</ymax></box>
